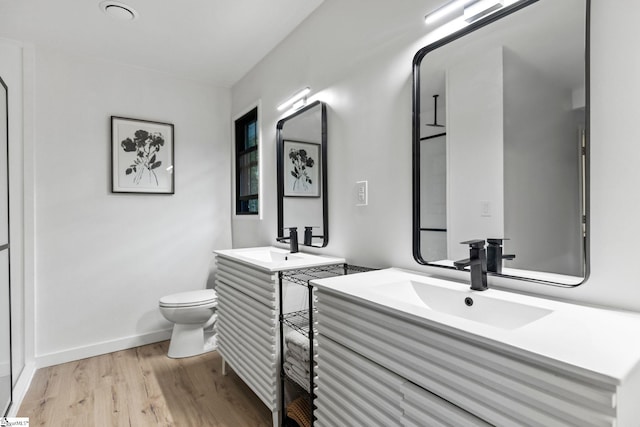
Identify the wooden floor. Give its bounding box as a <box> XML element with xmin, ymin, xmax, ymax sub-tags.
<box><xmin>18</xmin><ymin>341</ymin><xmax>272</xmax><ymax>426</ymax></box>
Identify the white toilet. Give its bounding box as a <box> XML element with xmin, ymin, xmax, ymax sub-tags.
<box><xmin>158</xmin><ymin>289</ymin><xmax>218</xmax><ymax>358</ymax></box>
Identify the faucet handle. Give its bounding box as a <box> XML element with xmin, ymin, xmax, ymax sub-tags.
<box><xmin>288</xmin><ymin>227</ymin><xmax>299</xmax><ymax>253</ymax></box>
<box><xmin>487</xmin><ymin>238</ymin><xmax>515</xmax><ymax>259</ymax></box>
<box><xmin>460</xmin><ymin>239</ymin><xmax>486</xmax><ymax>249</ymax></box>
<box><xmin>487</xmin><ymin>238</ymin><xmax>509</xmax><ymax>246</ymax></box>
<box><xmin>303</xmin><ymin>226</ymin><xmax>314</xmax><ymax>246</ymax></box>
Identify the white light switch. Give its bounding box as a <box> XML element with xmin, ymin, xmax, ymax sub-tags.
<box><xmin>356</xmin><ymin>181</ymin><xmax>368</xmax><ymax>206</ymax></box>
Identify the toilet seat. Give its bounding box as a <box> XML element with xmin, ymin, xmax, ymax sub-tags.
<box><xmin>159</xmin><ymin>289</ymin><xmax>217</xmax><ymax>308</ymax></box>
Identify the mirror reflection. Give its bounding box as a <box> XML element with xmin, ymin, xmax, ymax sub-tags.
<box><xmin>413</xmin><ymin>0</ymin><xmax>588</xmax><ymax>285</ymax></box>
<box><xmin>277</xmin><ymin>101</ymin><xmax>328</xmax><ymax>248</ymax></box>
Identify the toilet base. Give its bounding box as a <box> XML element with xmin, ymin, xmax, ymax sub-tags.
<box><xmin>167</xmin><ymin>324</ymin><xmax>217</xmax><ymax>359</ymax></box>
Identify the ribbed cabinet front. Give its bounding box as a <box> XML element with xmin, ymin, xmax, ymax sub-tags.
<box><xmin>315</xmin><ymin>289</ymin><xmax>618</xmax><ymax>427</ymax></box>
<box><xmin>215</xmin><ymin>256</ymin><xmax>279</xmax><ymax>412</ymax></box>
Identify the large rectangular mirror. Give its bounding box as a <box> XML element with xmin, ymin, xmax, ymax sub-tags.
<box><xmin>412</xmin><ymin>0</ymin><xmax>589</xmax><ymax>286</ymax></box>
<box><xmin>277</xmin><ymin>101</ymin><xmax>328</xmax><ymax>248</ymax></box>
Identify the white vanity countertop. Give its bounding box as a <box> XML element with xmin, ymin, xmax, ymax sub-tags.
<box><xmin>214</xmin><ymin>246</ymin><xmax>345</xmax><ymax>273</ymax></box>
<box><xmin>312</xmin><ymin>267</ymin><xmax>640</xmax><ymax>385</ymax></box>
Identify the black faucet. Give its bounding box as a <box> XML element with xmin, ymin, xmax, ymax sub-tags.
<box><xmin>454</xmin><ymin>239</ymin><xmax>488</xmax><ymax>291</ymax></box>
<box><xmin>288</xmin><ymin>227</ymin><xmax>299</xmax><ymax>253</ymax></box>
<box><xmin>487</xmin><ymin>238</ymin><xmax>516</xmax><ymax>274</ymax></box>
<box><xmin>303</xmin><ymin>226</ymin><xmax>314</xmax><ymax>246</ymax></box>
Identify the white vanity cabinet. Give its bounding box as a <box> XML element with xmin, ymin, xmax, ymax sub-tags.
<box><xmin>213</xmin><ymin>247</ymin><xmax>344</xmax><ymax>426</ymax></box>
<box><xmin>313</xmin><ymin>270</ymin><xmax>640</xmax><ymax>427</ymax></box>
<box><xmin>215</xmin><ymin>256</ymin><xmax>279</xmax><ymax>416</ymax></box>
<box><xmin>315</xmin><ymin>292</ymin><xmax>490</xmax><ymax>427</ymax></box>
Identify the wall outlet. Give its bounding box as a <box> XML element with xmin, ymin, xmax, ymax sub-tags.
<box><xmin>480</xmin><ymin>200</ymin><xmax>491</xmax><ymax>217</ymax></box>
<box><xmin>356</xmin><ymin>181</ymin><xmax>368</xmax><ymax>206</ymax></box>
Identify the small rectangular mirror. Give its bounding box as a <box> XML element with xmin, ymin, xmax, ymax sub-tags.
<box><xmin>277</xmin><ymin>101</ymin><xmax>328</xmax><ymax>248</ymax></box>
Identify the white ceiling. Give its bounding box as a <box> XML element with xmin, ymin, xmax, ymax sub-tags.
<box><xmin>0</xmin><ymin>0</ymin><xmax>324</xmax><ymax>87</ymax></box>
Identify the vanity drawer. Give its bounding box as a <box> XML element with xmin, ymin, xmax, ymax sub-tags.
<box><xmin>401</xmin><ymin>380</ymin><xmax>491</xmax><ymax>427</ymax></box>
<box><xmin>316</xmin><ymin>290</ymin><xmax>617</xmax><ymax>427</ymax></box>
<box><xmin>315</xmin><ymin>334</ymin><xmax>404</xmax><ymax>427</ymax></box>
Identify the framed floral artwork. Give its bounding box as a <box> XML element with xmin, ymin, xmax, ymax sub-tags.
<box><xmin>111</xmin><ymin>116</ymin><xmax>174</xmax><ymax>194</ymax></box>
<box><xmin>283</xmin><ymin>140</ymin><xmax>320</xmax><ymax>197</ymax></box>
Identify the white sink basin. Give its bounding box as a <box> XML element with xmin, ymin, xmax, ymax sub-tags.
<box><xmin>214</xmin><ymin>246</ymin><xmax>345</xmax><ymax>272</ymax></box>
<box><xmin>370</xmin><ymin>279</ymin><xmax>552</xmax><ymax>330</ymax></box>
<box><xmin>239</xmin><ymin>249</ymin><xmax>303</xmax><ymax>263</ymax></box>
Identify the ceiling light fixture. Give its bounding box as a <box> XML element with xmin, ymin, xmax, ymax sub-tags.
<box><xmin>277</xmin><ymin>87</ymin><xmax>311</xmax><ymax>111</ymax></box>
<box><xmin>99</xmin><ymin>1</ymin><xmax>139</xmax><ymax>21</ymax></box>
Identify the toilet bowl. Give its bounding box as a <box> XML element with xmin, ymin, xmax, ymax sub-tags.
<box><xmin>159</xmin><ymin>289</ymin><xmax>218</xmax><ymax>358</ymax></box>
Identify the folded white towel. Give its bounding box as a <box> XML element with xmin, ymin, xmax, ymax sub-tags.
<box><xmin>287</xmin><ymin>345</ymin><xmax>310</xmax><ymax>364</ymax></box>
<box><xmin>285</xmin><ymin>330</ymin><xmax>310</xmax><ymax>353</ymax></box>
<box><xmin>284</xmin><ymin>361</ymin><xmax>310</xmax><ymax>392</ymax></box>
<box><xmin>285</xmin><ymin>358</ymin><xmax>309</xmax><ymax>376</ymax></box>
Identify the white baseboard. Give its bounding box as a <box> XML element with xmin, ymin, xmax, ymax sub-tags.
<box><xmin>7</xmin><ymin>361</ymin><xmax>36</xmax><ymax>417</ymax></box>
<box><xmin>35</xmin><ymin>329</ymin><xmax>172</xmax><ymax>369</ymax></box>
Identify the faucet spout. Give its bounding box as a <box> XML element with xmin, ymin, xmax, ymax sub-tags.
<box><xmin>453</xmin><ymin>258</ymin><xmax>471</xmax><ymax>270</ymax></box>
<box><xmin>454</xmin><ymin>239</ymin><xmax>488</xmax><ymax>291</ymax></box>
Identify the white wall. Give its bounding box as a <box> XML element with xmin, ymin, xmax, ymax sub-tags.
<box><xmin>231</xmin><ymin>0</ymin><xmax>640</xmax><ymax>313</ymax></box>
<box><xmin>33</xmin><ymin>47</ymin><xmax>232</xmax><ymax>364</ymax></box>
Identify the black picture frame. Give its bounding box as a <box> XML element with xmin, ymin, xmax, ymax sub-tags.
<box><xmin>111</xmin><ymin>116</ymin><xmax>174</xmax><ymax>194</ymax></box>
<box><xmin>283</xmin><ymin>140</ymin><xmax>321</xmax><ymax>198</ymax></box>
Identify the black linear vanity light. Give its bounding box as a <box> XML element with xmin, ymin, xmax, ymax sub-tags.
<box><xmin>277</xmin><ymin>87</ymin><xmax>311</xmax><ymax>112</ymax></box>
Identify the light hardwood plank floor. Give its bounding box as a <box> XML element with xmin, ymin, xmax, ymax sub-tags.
<box><xmin>18</xmin><ymin>341</ymin><xmax>272</xmax><ymax>426</ymax></box>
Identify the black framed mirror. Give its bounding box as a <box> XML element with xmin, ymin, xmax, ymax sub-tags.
<box><xmin>277</xmin><ymin>101</ymin><xmax>328</xmax><ymax>248</ymax></box>
<box><xmin>412</xmin><ymin>0</ymin><xmax>589</xmax><ymax>286</ymax></box>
